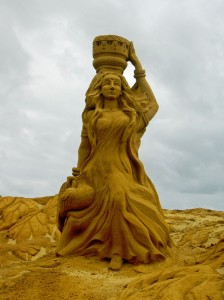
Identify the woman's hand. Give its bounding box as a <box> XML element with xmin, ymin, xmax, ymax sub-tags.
<box><xmin>72</xmin><ymin>167</ymin><xmax>80</xmax><ymax>177</ymax></box>
<box><xmin>129</xmin><ymin>42</ymin><xmax>142</xmax><ymax>69</ymax></box>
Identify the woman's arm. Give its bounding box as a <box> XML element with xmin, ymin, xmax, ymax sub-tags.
<box><xmin>129</xmin><ymin>42</ymin><xmax>159</xmax><ymax>122</ymax></box>
<box><xmin>77</xmin><ymin>136</ymin><xmax>91</xmax><ymax>168</ymax></box>
<box><xmin>76</xmin><ymin>110</ymin><xmax>94</xmax><ymax>169</ymax></box>
<box><xmin>72</xmin><ymin>135</ymin><xmax>91</xmax><ymax>177</ymax></box>
<box><xmin>72</xmin><ymin>136</ymin><xmax>91</xmax><ymax>177</ymax></box>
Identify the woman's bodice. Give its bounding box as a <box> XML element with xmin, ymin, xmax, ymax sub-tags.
<box><xmin>96</xmin><ymin>110</ymin><xmax>130</xmax><ymax>150</ymax></box>
<box><xmin>83</xmin><ymin>110</ymin><xmax>131</xmax><ymax>176</ymax></box>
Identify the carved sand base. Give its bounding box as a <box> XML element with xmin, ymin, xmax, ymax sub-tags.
<box><xmin>0</xmin><ymin>196</ymin><xmax>223</xmax><ymax>299</ymax></box>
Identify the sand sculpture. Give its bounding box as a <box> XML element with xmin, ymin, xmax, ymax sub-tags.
<box><xmin>56</xmin><ymin>35</ymin><xmax>172</xmax><ymax>270</ymax></box>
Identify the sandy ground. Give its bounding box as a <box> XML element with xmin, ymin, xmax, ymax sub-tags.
<box><xmin>0</xmin><ymin>196</ymin><xmax>223</xmax><ymax>299</ymax></box>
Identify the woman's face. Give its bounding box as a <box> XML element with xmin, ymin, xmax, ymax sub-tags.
<box><xmin>101</xmin><ymin>74</ymin><xmax>122</xmax><ymax>100</ymax></box>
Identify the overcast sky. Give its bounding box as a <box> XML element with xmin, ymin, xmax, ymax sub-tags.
<box><xmin>1</xmin><ymin>0</ymin><xmax>224</xmax><ymax>210</ymax></box>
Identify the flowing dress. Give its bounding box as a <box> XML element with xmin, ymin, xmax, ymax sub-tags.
<box><xmin>56</xmin><ymin>108</ymin><xmax>172</xmax><ymax>263</ymax></box>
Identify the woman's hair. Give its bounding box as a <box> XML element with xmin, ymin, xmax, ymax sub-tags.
<box><xmin>81</xmin><ymin>72</ymin><xmax>146</xmax><ymax>183</ymax></box>
<box><xmin>82</xmin><ymin>72</ymin><xmax>136</xmax><ymax>147</ymax></box>
<box><xmin>83</xmin><ymin>72</ymin><xmax>136</xmax><ymax>116</ymax></box>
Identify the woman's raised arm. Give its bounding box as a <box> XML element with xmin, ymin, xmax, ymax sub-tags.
<box><xmin>129</xmin><ymin>42</ymin><xmax>159</xmax><ymax>121</ymax></box>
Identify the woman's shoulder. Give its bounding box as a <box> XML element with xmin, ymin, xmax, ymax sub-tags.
<box><xmin>83</xmin><ymin>109</ymin><xmax>94</xmax><ymax>122</ymax></box>
<box><xmin>86</xmin><ymin>110</ymin><xmax>94</xmax><ymax>119</ymax></box>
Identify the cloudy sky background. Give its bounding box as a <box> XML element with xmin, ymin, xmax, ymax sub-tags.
<box><xmin>1</xmin><ymin>0</ymin><xmax>223</xmax><ymax>210</ymax></box>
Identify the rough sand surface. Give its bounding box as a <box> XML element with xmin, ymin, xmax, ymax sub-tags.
<box><xmin>0</xmin><ymin>196</ymin><xmax>223</xmax><ymax>299</ymax></box>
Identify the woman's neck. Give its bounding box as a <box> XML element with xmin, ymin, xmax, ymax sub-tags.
<box><xmin>103</xmin><ymin>98</ymin><xmax>119</xmax><ymax>111</ymax></box>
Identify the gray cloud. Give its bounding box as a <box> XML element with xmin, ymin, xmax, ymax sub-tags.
<box><xmin>0</xmin><ymin>0</ymin><xmax>223</xmax><ymax>210</ymax></box>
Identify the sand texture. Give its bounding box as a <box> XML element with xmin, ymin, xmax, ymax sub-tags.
<box><xmin>0</xmin><ymin>195</ymin><xmax>223</xmax><ymax>299</ymax></box>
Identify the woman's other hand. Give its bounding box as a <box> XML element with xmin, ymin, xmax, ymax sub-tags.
<box><xmin>72</xmin><ymin>167</ymin><xmax>80</xmax><ymax>177</ymax></box>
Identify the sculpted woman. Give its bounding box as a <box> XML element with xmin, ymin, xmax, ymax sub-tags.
<box><xmin>56</xmin><ymin>35</ymin><xmax>172</xmax><ymax>270</ymax></box>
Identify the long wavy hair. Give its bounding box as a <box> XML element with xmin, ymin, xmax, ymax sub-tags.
<box><xmin>81</xmin><ymin>72</ymin><xmax>145</xmax><ymax>183</ymax></box>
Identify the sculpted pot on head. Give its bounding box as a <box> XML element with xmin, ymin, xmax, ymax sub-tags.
<box><xmin>56</xmin><ymin>36</ymin><xmax>172</xmax><ymax>271</ymax></box>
